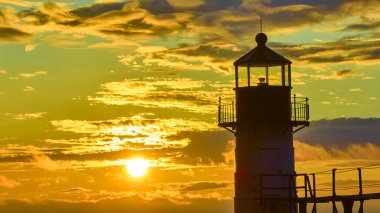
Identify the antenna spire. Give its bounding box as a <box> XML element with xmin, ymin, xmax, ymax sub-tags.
<box><xmin>260</xmin><ymin>16</ymin><xmax>263</xmax><ymax>33</ymax></box>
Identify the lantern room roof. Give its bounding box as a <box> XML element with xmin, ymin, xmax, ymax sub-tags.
<box><xmin>234</xmin><ymin>33</ymin><xmax>292</xmax><ymax>67</ymax></box>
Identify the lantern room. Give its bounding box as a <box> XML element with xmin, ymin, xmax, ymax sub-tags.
<box><xmin>233</xmin><ymin>33</ymin><xmax>292</xmax><ymax>88</ymax></box>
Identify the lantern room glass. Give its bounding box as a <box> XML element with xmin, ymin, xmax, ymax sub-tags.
<box><xmin>234</xmin><ymin>64</ymin><xmax>291</xmax><ymax>88</ymax></box>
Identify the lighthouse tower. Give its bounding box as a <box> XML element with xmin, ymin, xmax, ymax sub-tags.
<box><xmin>218</xmin><ymin>33</ymin><xmax>310</xmax><ymax>213</ymax></box>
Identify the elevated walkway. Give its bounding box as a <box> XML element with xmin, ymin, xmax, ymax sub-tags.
<box><xmin>218</xmin><ymin>95</ymin><xmax>310</xmax><ymax>134</ymax></box>
<box><xmin>259</xmin><ymin>166</ymin><xmax>380</xmax><ymax>213</ymax></box>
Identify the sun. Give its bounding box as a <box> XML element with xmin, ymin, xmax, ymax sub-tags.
<box><xmin>126</xmin><ymin>158</ymin><xmax>149</xmax><ymax>177</ymax></box>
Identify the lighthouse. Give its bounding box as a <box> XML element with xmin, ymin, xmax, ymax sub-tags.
<box><xmin>218</xmin><ymin>33</ymin><xmax>310</xmax><ymax>213</ymax></box>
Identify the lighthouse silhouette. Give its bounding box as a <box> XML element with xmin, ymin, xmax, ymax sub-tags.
<box><xmin>218</xmin><ymin>32</ymin><xmax>310</xmax><ymax>213</ymax></box>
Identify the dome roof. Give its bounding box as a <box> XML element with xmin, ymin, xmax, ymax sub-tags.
<box><xmin>234</xmin><ymin>33</ymin><xmax>292</xmax><ymax>67</ymax></box>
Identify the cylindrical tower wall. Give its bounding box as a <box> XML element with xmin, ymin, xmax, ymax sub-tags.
<box><xmin>234</xmin><ymin>86</ymin><xmax>295</xmax><ymax>213</ymax></box>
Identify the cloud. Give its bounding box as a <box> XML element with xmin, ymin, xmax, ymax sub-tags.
<box><xmin>2</xmin><ymin>0</ymin><xmax>376</xmax><ymax>70</ymax></box>
<box><xmin>47</xmin><ymin>114</ymin><xmax>217</xmax><ymax>161</ymax></box>
<box><xmin>166</xmin><ymin>0</ymin><xmax>205</xmax><ymax>8</ymax></box>
<box><xmin>51</xmin><ymin>115</ymin><xmax>214</xmax><ymax>136</ymax></box>
<box><xmin>274</xmin><ymin>35</ymin><xmax>380</xmax><ymax>65</ymax></box>
<box><xmin>24</xmin><ymin>44</ymin><xmax>36</xmax><ymax>52</ymax></box>
<box><xmin>181</xmin><ymin>182</ymin><xmax>229</xmax><ymax>191</ymax></box>
<box><xmin>136</xmin><ymin>45</ymin><xmax>168</xmax><ymax>53</ymax></box>
<box><xmin>18</xmin><ymin>71</ymin><xmax>47</xmax><ymax>78</ymax></box>
<box><xmin>344</xmin><ymin>21</ymin><xmax>380</xmax><ymax>31</ymax></box>
<box><xmin>31</xmin><ymin>152</ymin><xmax>59</xmax><ymax>171</ymax></box>
<box><xmin>90</xmin><ymin>78</ymin><xmax>233</xmax><ymax>113</ymax></box>
<box><xmin>294</xmin><ymin>118</ymin><xmax>380</xmax><ymax>148</ymax></box>
<box><xmin>8</xmin><ymin>118</ymin><xmax>380</xmax><ymax>170</ymax></box>
<box><xmin>294</xmin><ymin>141</ymin><xmax>380</xmax><ymax>162</ymax></box>
<box><xmin>349</xmin><ymin>88</ymin><xmax>361</xmax><ymax>93</ymax></box>
<box><xmin>95</xmin><ymin>0</ymin><xmax>123</xmax><ymax>3</ymax></box>
<box><xmin>70</xmin><ymin>2</ymin><xmax>125</xmax><ymax>18</ymax></box>
<box><xmin>5</xmin><ymin>112</ymin><xmax>47</xmax><ymax>120</ymax></box>
<box><xmin>0</xmin><ymin>27</ymin><xmax>31</xmax><ymax>42</ymax></box>
<box><xmin>0</xmin><ymin>117</ymin><xmax>231</xmax><ymax>168</ymax></box>
<box><xmin>0</xmin><ymin>0</ymin><xmax>336</xmax><ymax>49</ymax></box>
<box><xmin>0</xmin><ymin>0</ymin><xmax>39</xmax><ymax>7</ymax></box>
<box><xmin>336</xmin><ymin>69</ymin><xmax>353</xmax><ymax>76</ymax></box>
<box><xmin>175</xmin><ymin>131</ymin><xmax>234</xmax><ymax>164</ymax></box>
<box><xmin>0</xmin><ymin>196</ymin><xmax>233</xmax><ymax>213</ymax></box>
<box><xmin>22</xmin><ymin>86</ymin><xmax>34</xmax><ymax>92</ymax></box>
<box><xmin>0</xmin><ymin>175</ymin><xmax>20</xmax><ymax>188</ymax></box>
<box><xmin>60</xmin><ymin>187</ymin><xmax>91</xmax><ymax>193</ymax></box>
<box><xmin>126</xmin><ymin>42</ymin><xmax>241</xmax><ymax>73</ymax></box>
<box><xmin>18</xmin><ymin>2</ymin><xmax>78</xmax><ymax>26</ymax></box>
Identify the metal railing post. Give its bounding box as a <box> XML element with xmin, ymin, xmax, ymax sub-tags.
<box><xmin>288</xmin><ymin>174</ymin><xmax>292</xmax><ymax>213</ymax></box>
<box><xmin>218</xmin><ymin>97</ymin><xmax>221</xmax><ymax>123</ymax></box>
<box><xmin>232</xmin><ymin>101</ymin><xmax>235</xmax><ymax>123</ymax></box>
<box><xmin>293</xmin><ymin>94</ymin><xmax>297</xmax><ymax>122</ymax></box>
<box><xmin>260</xmin><ymin>175</ymin><xmax>263</xmax><ymax>200</ymax></box>
<box><xmin>358</xmin><ymin>168</ymin><xmax>364</xmax><ymax>213</ymax></box>
<box><xmin>312</xmin><ymin>173</ymin><xmax>317</xmax><ymax>213</ymax></box>
<box><xmin>332</xmin><ymin>168</ymin><xmax>338</xmax><ymax>213</ymax></box>
<box><xmin>304</xmin><ymin>174</ymin><xmax>307</xmax><ymax>198</ymax></box>
<box><xmin>306</xmin><ymin>97</ymin><xmax>309</xmax><ymax>120</ymax></box>
<box><xmin>247</xmin><ymin>66</ymin><xmax>250</xmax><ymax>87</ymax></box>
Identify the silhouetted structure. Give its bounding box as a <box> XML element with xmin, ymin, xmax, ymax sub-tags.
<box><xmin>218</xmin><ymin>33</ymin><xmax>380</xmax><ymax>213</ymax></box>
<box><xmin>218</xmin><ymin>32</ymin><xmax>309</xmax><ymax>213</ymax></box>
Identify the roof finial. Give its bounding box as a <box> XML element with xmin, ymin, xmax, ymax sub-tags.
<box><xmin>256</xmin><ymin>16</ymin><xmax>267</xmax><ymax>46</ymax></box>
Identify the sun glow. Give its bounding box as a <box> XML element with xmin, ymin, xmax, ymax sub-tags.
<box><xmin>126</xmin><ymin>158</ymin><xmax>149</xmax><ymax>177</ymax></box>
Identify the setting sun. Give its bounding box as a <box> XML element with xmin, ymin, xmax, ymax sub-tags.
<box><xmin>126</xmin><ymin>158</ymin><xmax>149</xmax><ymax>177</ymax></box>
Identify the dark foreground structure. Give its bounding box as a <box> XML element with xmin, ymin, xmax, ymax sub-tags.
<box><xmin>218</xmin><ymin>33</ymin><xmax>380</xmax><ymax>213</ymax></box>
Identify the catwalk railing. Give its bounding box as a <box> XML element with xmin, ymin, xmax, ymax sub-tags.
<box><xmin>218</xmin><ymin>97</ymin><xmax>235</xmax><ymax>124</ymax></box>
<box><xmin>217</xmin><ymin>95</ymin><xmax>310</xmax><ymax>127</ymax></box>
<box><xmin>260</xmin><ymin>173</ymin><xmax>316</xmax><ymax>213</ymax></box>
<box><xmin>292</xmin><ymin>95</ymin><xmax>309</xmax><ymax>124</ymax></box>
<box><xmin>259</xmin><ymin>164</ymin><xmax>380</xmax><ymax>213</ymax></box>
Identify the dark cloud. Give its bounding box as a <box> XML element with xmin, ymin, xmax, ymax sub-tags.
<box><xmin>174</xmin><ymin>130</ymin><xmax>234</xmax><ymax>164</ymax></box>
<box><xmin>145</xmin><ymin>92</ymin><xmax>215</xmax><ymax>106</ymax></box>
<box><xmin>18</xmin><ymin>2</ymin><xmax>79</xmax><ymax>26</ymax></box>
<box><xmin>181</xmin><ymin>182</ymin><xmax>229</xmax><ymax>191</ymax></box>
<box><xmin>295</xmin><ymin>118</ymin><xmax>380</xmax><ymax>148</ymax></box>
<box><xmin>139</xmin><ymin>0</ymin><xmax>175</xmax><ymax>14</ymax></box>
<box><xmin>266</xmin><ymin>0</ymin><xmax>348</xmax><ymax>8</ymax></box>
<box><xmin>0</xmin><ymin>147</ymin><xmax>179</xmax><ymax>163</ymax></box>
<box><xmin>11</xmin><ymin>0</ymin><xmax>374</xmax><ymax>48</ymax></box>
<box><xmin>336</xmin><ymin>69</ymin><xmax>353</xmax><ymax>76</ymax></box>
<box><xmin>172</xmin><ymin>44</ymin><xmax>240</xmax><ymax>62</ymax></box>
<box><xmin>0</xmin><ymin>27</ymin><xmax>31</xmax><ymax>41</ymax></box>
<box><xmin>272</xmin><ymin>35</ymin><xmax>380</xmax><ymax>64</ymax></box>
<box><xmin>0</xmin><ymin>197</ymin><xmax>232</xmax><ymax>213</ymax></box>
<box><xmin>344</xmin><ymin>21</ymin><xmax>380</xmax><ymax>31</ymax></box>
<box><xmin>0</xmin><ymin>129</ymin><xmax>234</xmax><ymax>166</ymax></box>
<box><xmin>71</xmin><ymin>2</ymin><xmax>125</xmax><ymax>18</ymax></box>
<box><xmin>187</xmin><ymin>0</ymin><xmax>242</xmax><ymax>12</ymax></box>
<box><xmin>263</xmin><ymin>7</ymin><xmax>324</xmax><ymax>30</ymax></box>
<box><xmin>60</xmin><ymin>187</ymin><xmax>90</xmax><ymax>193</ymax></box>
<box><xmin>138</xmin><ymin>0</ymin><xmax>243</xmax><ymax>14</ymax></box>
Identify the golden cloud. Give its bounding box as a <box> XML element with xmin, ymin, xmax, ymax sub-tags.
<box><xmin>89</xmin><ymin>78</ymin><xmax>233</xmax><ymax>113</ymax></box>
<box><xmin>0</xmin><ymin>175</ymin><xmax>20</xmax><ymax>188</ymax></box>
<box><xmin>5</xmin><ymin>112</ymin><xmax>47</xmax><ymax>120</ymax></box>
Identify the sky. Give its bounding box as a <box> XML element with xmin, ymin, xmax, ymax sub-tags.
<box><xmin>1</xmin><ymin>0</ymin><xmax>380</xmax><ymax>212</ymax></box>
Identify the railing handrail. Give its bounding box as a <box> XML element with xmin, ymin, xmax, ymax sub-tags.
<box><xmin>292</xmin><ymin>94</ymin><xmax>310</xmax><ymax>122</ymax></box>
<box><xmin>218</xmin><ymin>95</ymin><xmax>310</xmax><ymax>124</ymax></box>
<box><xmin>260</xmin><ymin>173</ymin><xmax>316</xmax><ymax>200</ymax></box>
<box><xmin>218</xmin><ymin>97</ymin><xmax>236</xmax><ymax>124</ymax></box>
